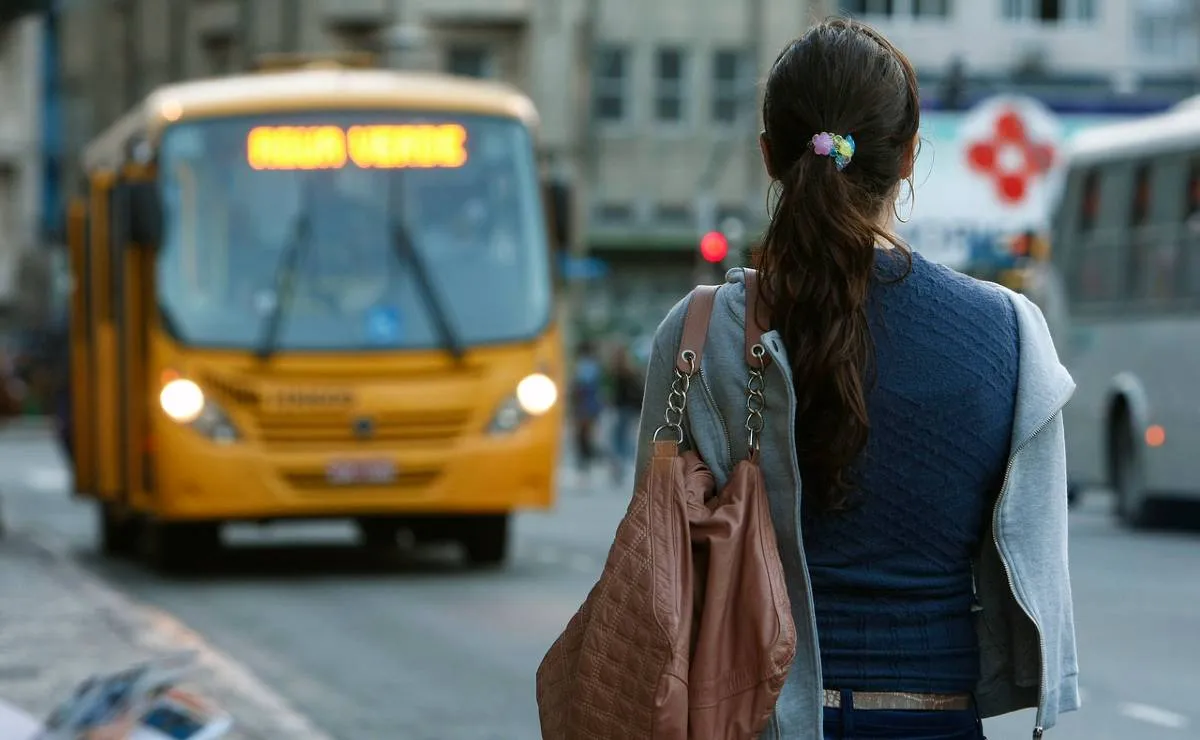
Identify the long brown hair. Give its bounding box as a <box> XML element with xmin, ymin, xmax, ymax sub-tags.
<box><xmin>757</xmin><ymin>18</ymin><xmax>920</xmax><ymax>512</ymax></box>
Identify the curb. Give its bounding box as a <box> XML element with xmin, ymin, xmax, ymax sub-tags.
<box><xmin>21</xmin><ymin>533</ymin><xmax>336</xmax><ymax>740</ymax></box>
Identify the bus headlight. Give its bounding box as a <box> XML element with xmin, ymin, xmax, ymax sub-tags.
<box><xmin>487</xmin><ymin>374</ymin><xmax>558</xmax><ymax>435</ymax></box>
<box><xmin>160</xmin><ymin>379</ymin><xmax>204</xmax><ymax>423</ymax></box>
<box><xmin>487</xmin><ymin>396</ymin><xmax>526</xmax><ymax>435</ymax></box>
<box><xmin>191</xmin><ymin>401</ymin><xmax>240</xmax><ymax>444</ymax></box>
<box><xmin>159</xmin><ymin>378</ymin><xmax>240</xmax><ymax>444</ymax></box>
<box><xmin>516</xmin><ymin>373</ymin><xmax>557</xmax><ymax>415</ymax></box>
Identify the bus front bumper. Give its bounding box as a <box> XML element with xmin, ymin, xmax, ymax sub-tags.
<box><xmin>148</xmin><ymin>431</ymin><xmax>559</xmax><ymax>521</ymax></box>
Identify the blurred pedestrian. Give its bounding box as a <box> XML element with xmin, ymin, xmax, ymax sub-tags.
<box><xmin>570</xmin><ymin>342</ymin><xmax>603</xmax><ymax>475</ymax></box>
<box><xmin>631</xmin><ymin>18</ymin><xmax>1077</xmax><ymax>740</ymax></box>
<box><xmin>0</xmin><ymin>349</ymin><xmax>24</xmax><ymax>421</ymax></box>
<box><xmin>608</xmin><ymin>343</ymin><xmax>643</xmax><ymax>483</ymax></box>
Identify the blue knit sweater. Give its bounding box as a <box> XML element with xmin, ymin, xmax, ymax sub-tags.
<box><xmin>799</xmin><ymin>250</ymin><xmax>1019</xmax><ymax>694</ymax></box>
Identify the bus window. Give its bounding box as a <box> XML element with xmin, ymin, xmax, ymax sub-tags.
<box><xmin>1072</xmin><ymin>231</ymin><xmax>1124</xmax><ymax>305</ymax></box>
<box><xmin>1130</xmin><ymin>161</ymin><xmax>1184</xmax><ymax>305</ymax></box>
<box><xmin>1126</xmin><ymin>163</ymin><xmax>1151</xmax><ymax>299</ymax></box>
<box><xmin>1070</xmin><ymin>165</ymin><xmax>1126</xmax><ymax>307</ymax></box>
<box><xmin>1080</xmin><ymin>169</ymin><xmax>1100</xmax><ymax>232</ymax></box>
<box><xmin>1131</xmin><ymin>164</ymin><xmax>1151</xmax><ymax>226</ymax></box>
<box><xmin>1186</xmin><ymin>159</ymin><xmax>1200</xmax><ymax>300</ymax></box>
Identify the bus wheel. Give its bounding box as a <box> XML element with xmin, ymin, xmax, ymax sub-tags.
<box><xmin>357</xmin><ymin>519</ymin><xmax>400</xmax><ymax>552</ymax></box>
<box><xmin>461</xmin><ymin>515</ymin><xmax>509</xmax><ymax>568</ymax></box>
<box><xmin>99</xmin><ymin>503</ymin><xmax>139</xmax><ymax>557</ymax></box>
<box><xmin>1066</xmin><ymin>483</ymin><xmax>1080</xmax><ymax>508</ymax></box>
<box><xmin>140</xmin><ymin>520</ymin><xmax>220</xmax><ymax>573</ymax></box>
<box><xmin>1112</xmin><ymin>421</ymin><xmax>1151</xmax><ymax>528</ymax></box>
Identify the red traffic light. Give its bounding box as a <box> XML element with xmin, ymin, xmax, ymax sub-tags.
<box><xmin>700</xmin><ymin>231</ymin><xmax>728</xmax><ymax>263</ymax></box>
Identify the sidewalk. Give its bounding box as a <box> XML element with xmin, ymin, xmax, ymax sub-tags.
<box><xmin>0</xmin><ymin>531</ymin><xmax>334</xmax><ymax>740</ymax></box>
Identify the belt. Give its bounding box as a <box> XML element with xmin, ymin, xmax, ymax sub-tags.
<box><xmin>823</xmin><ymin>690</ymin><xmax>973</xmax><ymax>711</ymax></box>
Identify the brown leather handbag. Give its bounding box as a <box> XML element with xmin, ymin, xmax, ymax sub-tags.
<box><xmin>536</xmin><ymin>272</ymin><xmax>797</xmax><ymax>739</ymax></box>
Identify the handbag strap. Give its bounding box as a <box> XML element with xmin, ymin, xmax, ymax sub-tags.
<box><xmin>679</xmin><ymin>271</ymin><xmax>771</xmax><ymax>374</ymax></box>
<box><xmin>741</xmin><ymin>269</ymin><xmax>770</xmax><ymax>452</ymax></box>
<box><xmin>743</xmin><ymin>268</ymin><xmax>772</xmax><ymax>368</ymax></box>
<box><xmin>676</xmin><ymin>285</ymin><xmax>719</xmax><ymax>374</ymax></box>
<box><xmin>655</xmin><ymin>285</ymin><xmax>719</xmax><ymax>447</ymax></box>
<box><xmin>665</xmin><ymin>272</ymin><xmax>772</xmax><ymax>455</ymax></box>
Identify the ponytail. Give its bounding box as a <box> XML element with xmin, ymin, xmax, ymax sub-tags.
<box><xmin>758</xmin><ymin>18</ymin><xmax>921</xmax><ymax>512</ymax></box>
<box><xmin>759</xmin><ymin>153</ymin><xmax>901</xmax><ymax>512</ymax></box>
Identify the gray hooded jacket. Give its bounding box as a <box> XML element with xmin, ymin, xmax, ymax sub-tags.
<box><xmin>634</xmin><ymin>267</ymin><xmax>1080</xmax><ymax>740</ymax></box>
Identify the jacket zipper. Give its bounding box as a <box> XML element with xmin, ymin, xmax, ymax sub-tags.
<box><xmin>764</xmin><ymin>339</ymin><xmax>825</xmax><ymax>740</ymax></box>
<box><xmin>698</xmin><ymin>367</ymin><xmax>734</xmax><ymax>468</ymax></box>
<box><xmin>991</xmin><ymin>399</ymin><xmax>1069</xmax><ymax>740</ymax></box>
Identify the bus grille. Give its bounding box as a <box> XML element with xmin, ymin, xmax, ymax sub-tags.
<box><xmin>282</xmin><ymin>468</ymin><xmax>441</xmax><ymax>492</ymax></box>
<box><xmin>256</xmin><ymin>410</ymin><xmax>472</xmax><ymax>446</ymax></box>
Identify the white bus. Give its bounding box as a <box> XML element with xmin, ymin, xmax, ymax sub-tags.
<box><xmin>1041</xmin><ymin>98</ymin><xmax>1200</xmax><ymax>526</ymax></box>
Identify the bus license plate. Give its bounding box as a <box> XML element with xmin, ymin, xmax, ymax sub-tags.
<box><xmin>326</xmin><ymin>460</ymin><xmax>397</xmax><ymax>485</ymax></box>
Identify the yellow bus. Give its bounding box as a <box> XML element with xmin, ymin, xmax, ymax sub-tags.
<box><xmin>67</xmin><ymin>62</ymin><xmax>569</xmax><ymax>570</ymax></box>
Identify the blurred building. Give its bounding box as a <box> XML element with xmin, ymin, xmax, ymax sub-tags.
<box><xmin>51</xmin><ymin>0</ymin><xmax>1200</xmax><ymax>341</ymax></box>
<box><xmin>848</xmin><ymin>0</ymin><xmax>1200</xmax><ymax>112</ymax></box>
<box><xmin>0</xmin><ymin>14</ymin><xmax>45</xmax><ymax>331</ymax></box>
<box><xmin>55</xmin><ymin>0</ymin><xmax>833</xmax><ymax>341</ymax></box>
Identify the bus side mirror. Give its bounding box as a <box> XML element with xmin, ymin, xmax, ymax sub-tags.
<box><xmin>543</xmin><ymin>178</ymin><xmax>572</xmax><ymax>252</ymax></box>
<box><xmin>128</xmin><ymin>181</ymin><xmax>162</xmax><ymax>247</ymax></box>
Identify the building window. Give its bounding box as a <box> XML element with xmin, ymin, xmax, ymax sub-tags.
<box><xmin>842</xmin><ymin>0</ymin><xmax>949</xmax><ymax>18</ymax></box>
<box><xmin>914</xmin><ymin>0</ymin><xmax>951</xmax><ymax>17</ymax></box>
<box><xmin>446</xmin><ymin>45</ymin><xmax>496</xmax><ymax>78</ymax></box>
<box><xmin>655</xmin><ymin>203</ymin><xmax>692</xmax><ymax>227</ymax></box>
<box><xmin>1003</xmin><ymin>0</ymin><xmax>1096</xmax><ymax>22</ymax></box>
<box><xmin>654</xmin><ymin>47</ymin><xmax>688</xmax><ymax>124</ymax></box>
<box><xmin>592</xmin><ymin>45</ymin><xmax>629</xmax><ymax>123</ymax></box>
<box><xmin>202</xmin><ymin>36</ymin><xmax>236</xmax><ymax>76</ymax></box>
<box><xmin>712</xmin><ymin>49</ymin><xmax>749</xmax><ymax>124</ymax></box>
<box><xmin>841</xmin><ymin>0</ymin><xmax>896</xmax><ymax>15</ymax></box>
<box><xmin>594</xmin><ymin>202</ymin><xmax>635</xmax><ymax>224</ymax></box>
<box><xmin>1134</xmin><ymin>5</ymin><xmax>1193</xmax><ymax>58</ymax></box>
<box><xmin>335</xmin><ymin>27</ymin><xmax>383</xmax><ymax>54</ymax></box>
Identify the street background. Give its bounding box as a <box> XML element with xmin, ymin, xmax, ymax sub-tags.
<box><xmin>1</xmin><ymin>0</ymin><xmax>1199</xmax><ymax>738</ymax></box>
<box><xmin>1</xmin><ymin>421</ymin><xmax>1197</xmax><ymax>739</ymax></box>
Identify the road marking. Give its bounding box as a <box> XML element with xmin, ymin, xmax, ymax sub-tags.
<box><xmin>1119</xmin><ymin>702</ymin><xmax>1190</xmax><ymax>730</ymax></box>
<box><xmin>25</xmin><ymin>468</ymin><xmax>69</xmax><ymax>493</ymax></box>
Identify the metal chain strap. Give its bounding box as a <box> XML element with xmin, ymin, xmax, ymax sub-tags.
<box><xmin>653</xmin><ymin>350</ymin><xmax>696</xmax><ymax>444</ymax></box>
<box><xmin>745</xmin><ymin>343</ymin><xmax>767</xmax><ymax>453</ymax></box>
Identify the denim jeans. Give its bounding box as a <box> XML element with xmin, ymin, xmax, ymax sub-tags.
<box><xmin>822</xmin><ymin>690</ymin><xmax>986</xmax><ymax>739</ymax></box>
<box><xmin>611</xmin><ymin>406</ymin><xmax>639</xmax><ymax>465</ymax></box>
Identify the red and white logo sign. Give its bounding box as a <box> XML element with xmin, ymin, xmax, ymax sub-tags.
<box><xmin>898</xmin><ymin>95</ymin><xmax>1071</xmax><ymax>268</ymax></box>
<box><xmin>961</xmin><ymin>98</ymin><xmax>1060</xmax><ymax>208</ymax></box>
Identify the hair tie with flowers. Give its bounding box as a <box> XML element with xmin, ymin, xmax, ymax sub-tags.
<box><xmin>810</xmin><ymin>132</ymin><xmax>856</xmax><ymax>171</ymax></box>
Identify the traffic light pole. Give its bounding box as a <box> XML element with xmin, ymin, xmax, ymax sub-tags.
<box><xmin>692</xmin><ymin>0</ymin><xmax>764</xmax><ymax>276</ymax></box>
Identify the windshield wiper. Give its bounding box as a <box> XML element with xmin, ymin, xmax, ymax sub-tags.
<box><xmin>389</xmin><ymin>220</ymin><xmax>464</xmax><ymax>363</ymax></box>
<box><xmin>254</xmin><ymin>211</ymin><xmax>311</xmax><ymax>361</ymax></box>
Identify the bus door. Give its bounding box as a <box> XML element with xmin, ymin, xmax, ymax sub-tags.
<box><xmin>66</xmin><ymin>196</ymin><xmax>94</xmax><ymax>494</ymax></box>
<box><xmin>104</xmin><ymin>169</ymin><xmax>159</xmax><ymax>512</ymax></box>
<box><xmin>86</xmin><ymin>168</ymin><xmax>157</xmax><ymax>511</ymax></box>
<box><xmin>86</xmin><ymin>171</ymin><xmax>124</xmax><ymax>504</ymax></box>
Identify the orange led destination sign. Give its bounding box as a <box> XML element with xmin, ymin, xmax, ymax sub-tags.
<box><xmin>246</xmin><ymin>124</ymin><xmax>469</xmax><ymax>171</ymax></box>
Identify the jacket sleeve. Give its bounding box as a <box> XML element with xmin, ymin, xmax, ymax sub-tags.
<box><xmin>1037</xmin><ymin>407</ymin><xmax>1081</xmax><ymax>723</ymax></box>
<box><xmin>633</xmin><ymin>294</ymin><xmax>691</xmax><ymax>486</ymax></box>
<box><xmin>993</xmin><ymin>289</ymin><xmax>1080</xmax><ymax>726</ymax></box>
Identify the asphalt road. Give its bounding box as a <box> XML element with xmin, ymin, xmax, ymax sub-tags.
<box><xmin>1</xmin><ymin>425</ymin><xmax>1197</xmax><ymax>739</ymax></box>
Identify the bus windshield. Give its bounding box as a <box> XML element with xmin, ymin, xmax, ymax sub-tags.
<box><xmin>155</xmin><ymin>111</ymin><xmax>552</xmax><ymax>351</ymax></box>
